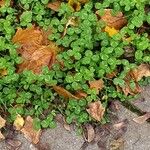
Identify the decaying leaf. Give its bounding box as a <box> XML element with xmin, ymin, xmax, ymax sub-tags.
<box><xmin>53</xmin><ymin>86</ymin><xmax>79</xmax><ymax>99</ymax></box>
<box><xmin>131</xmin><ymin>64</ymin><xmax>150</xmax><ymax>82</ymax></box>
<box><xmin>133</xmin><ymin>112</ymin><xmax>150</xmax><ymax>124</ymax></box>
<box><xmin>12</xmin><ymin>26</ymin><xmax>58</xmax><ymax>74</ymax></box>
<box><xmin>47</xmin><ymin>1</ymin><xmax>61</xmax><ymax>11</ymax></box>
<box><xmin>6</xmin><ymin>139</ymin><xmax>22</xmax><ymax>149</ymax></box>
<box><xmin>104</xmin><ymin>26</ymin><xmax>119</xmax><ymax>37</ymax></box>
<box><xmin>0</xmin><ymin>116</ymin><xmax>6</xmax><ymax>129</ymax></box>
<box><xmin>0</xmin><ymin>131</ymin><xmax>5</xmax><ymax>140</ymax></box>
<box><xmin>100</xmin><ymin>9</ymin><xmax>127</xmax><ymax>29</ymax></box>
<box><xmin>106</xmin><ymin>70</ymin><xmax>117</xmax><ymax>79</ymax></box>
<box><xmin>87</xmin><ymin>101</ymin><xmax>105</xmax><ymax>121</ymax></box>
<box><xmin>74</xmin><ymin>90</ymin><xmax>87</xmax><ymax>99</ymax></box>
<box><xmin>89</xmin><ymin>79</ymin><xmax>104</xmax><ymax>94</ymax></box>
<box><xmin>68</xmin><ymin>0</ymin><xmax>89</xmax><ymax>11</ymax></box>
<box><xmin>63</xmin><ymin>17</ymin><xmax>77</xmax><ymax>36</ymax></box>
<box><xmin>84</xmin><ymin>124</ymin><xmax>95</xmax><ymax>143</ymax></box>
<box><xmin>21</xmin><ymin>116</ymin><xmax>41</xmax><ymax>144</ymax></box>
<box><xmin>13</xmin><ymin>114</ymin><xmax>24</xmax><ymax>130</ymax></box>
<box><xmin>110</xmin><ymin>138</ymin><xmax>124</xmax><ymax>150</ymax></box>
<box><xmin>0</xmin><ymin>69</ymin><xmax>7</xmax><ymax>76</ymax></box>
<box><xmin>0</xmin><ymin>0</ymin><xmax>5</xmax><ymax>7</ymax></box>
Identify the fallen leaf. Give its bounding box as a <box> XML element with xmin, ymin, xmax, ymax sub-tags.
<box><xmin>74</xmin><ymin>90</ymin><xmax>87</xmax><ymax>99</ymax></box>
<box><xmin>113</xmin><ymin>119</ymin><xmax>128</xmax><ymax>130</ymax></box>
<box><xmin>0</xmin><ymin>0</ymin><xmax>5</xmax><ymax>7</ymax></box>
<box><xmin>106</xmin><ymin>70</ymin><xmax>117</xmax><ymax>79</ymax></box>
<box><xmin>0</xmin><ymin>116</ymin><xmax>6</xmax><ymax>129</ymax></box>
<box><xmin>104</xmin><ymin>26</ymin><xmax>119</xmax><ymax>37</ymax></box>
<box><xmin>131</xmin><ymin>64</ymin><xmax>150</xmax><ymax>82</ymax></box>
<box><xmin>87</xmin><ymin>101</ymin><xmax>105</xmax><ymax>121</ymax></box>
<box><xmin>21</xmin><ymin>116</ymin><xmax>41</xmax><ymax>144</ymax></box>
<box><xmin>100</xmin><ymin>9</ymin><xmax>127</xmax><ymax>30</ymax></box>
<box><xmin>63</xmin><ymin>17</ymin><xmax>77</xmax><ymax>36</ymax></box>
<box><xmin>47</xmin><ymin>1</ymin><xmax>61</xmax><ymax>11</ymax></box>
<box><xmin>110</xmin><ymin>138</ymin><xmax>124</xmax><ymax>150</ymax></box>
<box><xmin>0</xmin><ymin>131</ymin><xmax>5</xmax><ymax>141</ymax></box>
<box><xmin>89</xmin><ymin>79</ymin><xmax>104</xmax><ymax>94</ymax></box>
<box><xmin>133</xmin><ymin>112</ymin><xmax>150</xmax><ymax>124</ymax></box>
<box><xmin>84</xmin><ymin>124</ymin><xmax>95</xmax><ymax>143</ymax></box>
<box><xmin>0</xmin><ymin>69</ymin><xmax>7</xmax><ymax>76</ymax></box>
<box><xmin>53</xmin><ymin>86</ymin><xmax>79</xmax><ymax>99</ymax></box>
<box><xmin>13</xmin><ymin>114</ymin><xmax>24</xmax><ymax>130</ymax></box>
<box><xmin>12</xmin><ymin>26</ymin><xmax>58</xmax><ymax>74</ymax></box>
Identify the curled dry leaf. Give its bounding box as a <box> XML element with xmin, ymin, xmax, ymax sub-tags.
<box><xmin>47</xmin><ymin>1</ymin><xmax>61</xmax><ymax>11</ymax></box>
<box><xmin>53</xmin><ymin>86</ymin><xmax>79</xmax><ymax>99</ymax></box>
<box><xmin>63</xmin><ymin>17</ymin><xmax>78</xmax><ymax>36</ymax></box>
<box><xmin>13</xmin><ymin>114</ymin><xmax>24</xmax><ymax>130</ymax></box>
<box><xmin>133</xmin><ymin>112</ymin><xmax>150</xmax><ymax>124</ymax></box>
<box><xmin>84</xmin><ymin>124</ymin><xmax>95</xmax><ymax>143</ymax></box>
<box><xmin>131</xmin><ymin>64</ymin><xmax>150</xmax><ymax>82</ymax></box>
<box><xmin>87</xmin><ymin>101</ymin><xmax>105</xmax><ymax>121</ymax></box>
<box><xmin>89</xmin><ymin>79</ymin><xmax>104</xmax><ymax>94</ymax></box>
<box><xmin>100</xmin><ymin>9</ymin><xmax>127</xmax><ymax>30</ymax></box>
<box><xmin>21</xmin><ymin>116</ymin><xmax>41</xmax><ymax>144</ymax></box>
<box><xmin>0</xmin><ymin>116</ymin><xmax>6</xmax><ymax>129</ymax></box>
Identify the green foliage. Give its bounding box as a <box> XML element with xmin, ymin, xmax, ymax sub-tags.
<box><xmin>0</xmin><ymin>0</ymin><xmax>150</xmax><ymax>128</ymax></box>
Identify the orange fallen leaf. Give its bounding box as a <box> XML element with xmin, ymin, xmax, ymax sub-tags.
<box><xmin>131</xmin><ymin>64</ymin><xmax>150</xmax><ymax>82</ymax></box>
<box><xmin>0</xmin><ymin>116</ymin><xmax>6</xmax><ymax>129</ymax></box>
<box><xmin>13</xmin><ymin>114</ymin><xmax>24</xmax><ymax>130</ymax></box>
<box><xmin>100</xmin><ymin>9</ymin><xmax>127</xmax><ymax>30</ymax></box>
<box><xmin>104</xmin><ymin>26</ymin><xmax>119</xmax><ymax>37</ymax></box>
<box><xmin>47</xmin><ymin>1</ymin><xmax>61</xmax><ymax>11</ymax></box>
<box><xmin>89</xmin><ymin>79</ymin><xmax>104</xmax><ymax>94</ymax></box>
<box><xmin>87</xmin><ymin>101</ymin><xmax>105</xmax><ymax>121</ymax></box>
<box><xmin>21</xmin><ymin>116</ymin><xmax>41</xmax><ymax>144</ymax></box>
<box><xmin>133</xmin><ymin>112</ymin><xmax>150</xmax><ymax>124</ymax></box>
<box><xmin>53</xmin><ymin>86</ymin><xmax>79</xmax><ymax>99</ymax></box>
<box><xmin>74</xmin><ymin>90</ymin><xmax>87</xmax><ymax>99</ymax></box>
<box><xmin>12</xmin><ymin>26</ymin><xmax>58</xmax><ymax>74</ymax></box>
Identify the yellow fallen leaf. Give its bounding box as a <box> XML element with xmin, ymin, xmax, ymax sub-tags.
<box><xmin>0</xmin><ymin>116</ymin><xmax>6</xmax><ymax>129</ymax></box>
<box><xmin>13</xmin><ymin>114</ymin><xmax>24</xmax><ymax>130</ymax></box>
<box><xmin>21</xmin><ymin>116</ymin><xmax>41</xmax><ymax>144</ymax></box>
<box><xmin>0</xmin><ymin>69</ymin><xmax>7</xmax><ymax>76</ymax></box>
<box><xmin>89</xmin><ymin>79</ymin><xmax>104</xmax><ymax>94</ymax></box>
<box><xmin>86</xmin><ymin>101</ymin><xmax>105</xmax><ymax>121</ymax></box>
<box><xmin>104</xmin><ymin>26</ymin><xmax>119</xmax><ymax>37</ymax></box>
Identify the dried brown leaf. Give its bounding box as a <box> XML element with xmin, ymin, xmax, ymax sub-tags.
<box><xmin>0</xmin><ymin>69</ymin><xmax>7</xmax><ymax>76</ymax></box>
<box><xmin>53</xmin><ymin>86</ymin><xmax>79</xmax><ymax>99</ymax></box>
<box><xmin>89</xmin><ymin>79</ymin><xmax>104</xmax><ymax>94</ymax></box>
<box><xmin>74</xmin><ymin>90</ymin><xmax>87</xmax><ymax>99</ymax></box>
<box><xmin>0</xmin><ymin>131</ymin><xmax>5</xmax><ymax>141</ymax></box>
<box><xmin>0</xmin><ymin>0</ymin><xmax>5</xmax><ymax>7</ymax></box>
<box><xmin>131</xmin><ymin>64</ymin><xmax>150</xmax><ymax>82</ymax></box>
<box><xmin>106</xmin><ymin>70</ymin><xmax>117</xmax><ymax>79</ymax></box>
<box><xmin>47</xmin><ymin>1</ymin><xmax>61</xmax><ymax>12</ymax></box>
<box><xmin>110</xmin><ymin>138</ymin><xmax>124</xmax><ymax>150</ymax></box>
<box><xmin>100</xmin><ymin>9</ymin><xmax>127</xmax><ymax>30</ymax></box>
<box><xmin>21</xmin><ymin>116</ymin><xmax>41</xmax><ymax>144</ymax></box>
<box><xmin>6</xmin><ymin>139</ymin><xmax>22</xmax><ymax>149</ymax></box>
<box><xmin>0</xmin><ymin>116</ymin><xmax>6</xmax><ymax>129</ymax></box>
<box><xmin>133</xmin><ymin>112</ymin><xmax>150</xmax><ymax>124</ymax></box>
<box><xmin>87</xmin><ymin>101</ymin><xmax>105</xmax><ymax>121</ymax></box>
<box><xmin>84</xmin><ymin>124</ymin><xmax>95</xmax><ymax>143</ymax></box>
